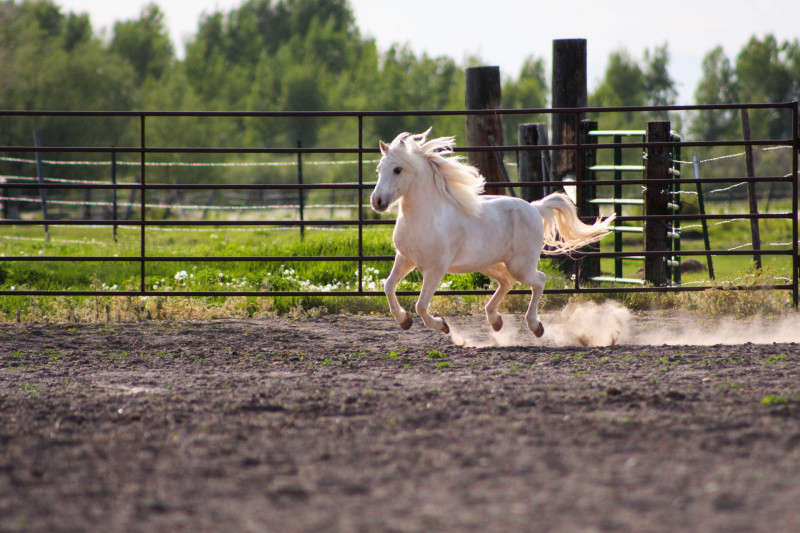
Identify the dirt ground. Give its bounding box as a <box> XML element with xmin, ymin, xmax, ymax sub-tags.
<box><xmin>1</xmin><ymin>311</ymin><xmax>799</xmax><ymax>533</ymax></box>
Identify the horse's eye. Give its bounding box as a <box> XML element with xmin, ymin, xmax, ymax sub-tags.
<box><xmin>393</xmin><ymin>167</ymin><xmax>402</xmax><ymax>175</ymax></box>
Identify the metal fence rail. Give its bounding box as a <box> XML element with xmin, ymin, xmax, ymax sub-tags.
<box><xmin>1</xmin><ymin>102</ymin><xmax>798</xmax><ymax>305</ymax></box>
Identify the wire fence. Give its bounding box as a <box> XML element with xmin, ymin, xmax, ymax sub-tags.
<box><xmin>1</xmin><ymin>103</ymin><xmax>798</xmax><ymax>303</ymax></box>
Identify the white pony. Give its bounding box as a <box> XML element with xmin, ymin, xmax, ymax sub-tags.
<box><xmin>370</xmin><ymin>128</ymin><xmax>615</xmax><ymax>338</ymax></box>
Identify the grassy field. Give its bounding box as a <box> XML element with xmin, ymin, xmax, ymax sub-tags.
<box><xmin>0</xmin><ymin>198</ymin><xmax>795</xmax><ymax>321</ymax></box>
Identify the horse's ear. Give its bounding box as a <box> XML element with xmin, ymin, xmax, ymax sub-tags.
<box><xmin>411</xmin><ymin>127</ymin><xmax>432</xmax><ymax>143</ymax></box>
<box><xmin>379</xmin><ymin>140</ymin><xmax>389</xmax><ymax>155</ymax></box>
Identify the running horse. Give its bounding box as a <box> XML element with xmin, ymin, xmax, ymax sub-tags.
<box><xmin>370</xmin><ymin>129</ymin><xmax>614</xmax><ymax>338</ymax></box>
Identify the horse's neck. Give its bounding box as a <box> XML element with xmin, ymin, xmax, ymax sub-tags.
<box><xmin>399</xmin><ymin>177</ymin><xmax>445</xmax><ymax>221</ymax></box>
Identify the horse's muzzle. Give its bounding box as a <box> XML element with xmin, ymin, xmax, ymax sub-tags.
<box><xmin>371</xmin><ymin>194</ymin><xmax>388</xmax><ymax>212</ymax></box>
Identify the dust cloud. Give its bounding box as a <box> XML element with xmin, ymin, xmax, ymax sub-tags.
<box><xmin>448</xmin><ymin>301</ymin><xmax>800</xmax><ymax>347</ymax></box>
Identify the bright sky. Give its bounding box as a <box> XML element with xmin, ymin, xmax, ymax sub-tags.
<box><xmin>56</xmin><ymin>0</ymin><xmax>800</xmax><ymax>105</ymax></box>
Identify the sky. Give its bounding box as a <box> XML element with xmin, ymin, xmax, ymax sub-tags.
<box><xmin>56</xmin><ymin>0</ymin><xmax>800</xmax><ymax>105</ymax></box>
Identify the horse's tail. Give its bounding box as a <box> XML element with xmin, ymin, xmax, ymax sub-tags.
<box><xmin>533</xmin><ymin>192</ymin><xmax>615</xmax><ymax>254</ymax></box>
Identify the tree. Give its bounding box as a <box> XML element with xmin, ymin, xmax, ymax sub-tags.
<box><xmin>691</xmin><ymin>46</ymin><xmax>739</xmax><ymax>140</ymax></box>
<box><xmin>643</xmin><ymin>43</ymin><xmax>678</xmax><ymax>118</ymax></box>
<box><xmin>589</xmin><ymin>49</ymin><xmax>645</xmax><ymax>129</ymax></box>
<box><xmin>502</xmin><ymin>55</ymin><xmax>548</xmax><ymax>143</ymax></box>
<box><xmin>735</xmin><ymin>35</ymin><xmax>797</xmax><ymax>139</ymax></box>
<box><xmin>589</xmin><ymin>45</ymin><xmax>679</xmax><ymax>130</ymax></box>
<box><xmin>110</xmin><ymin>3</ymin><xmax>174</xmax><ymax>83</ymax></box>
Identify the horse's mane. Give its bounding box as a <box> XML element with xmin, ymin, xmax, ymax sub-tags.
<box><xmin>391</xmin><ymin>129</ymin><xmax>485</xmax><ymax>217</ymax></box>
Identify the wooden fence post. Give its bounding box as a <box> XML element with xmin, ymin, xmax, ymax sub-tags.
<box><xmin>740</xmin><ymin>109</ymin><xmax>762</xmax><ymax>269</ymax></box>
<box><xmin>111</xmin><ymin>149</ymin><xmax>118</xmax><ymax>241</ymax></box>
<box><xmin>82</xmin><ymin>182</ymin><xmax>92</xmax><ymax>219</ymax></box>
<box><xmin>297</xmin><ymin>140</ymin><xmax>305</xmax><ymax>240</ymax></box>
<box><xmin>1</xmin><ymin>178</ymin><xmax>7</xmax><ymax>219</ymax></box>
<box><xmin>465</xmin><ymin>66</ymin><xmax>505</xmax><ymax>195</ymax></box>
<box><xmin>551</xmin><ymin>39</ymin><xmax>587</xmax><ymax>189</ymax></box>
<box><xmin>644</xmin><ymin>121</ymin><xmax>671</xmax><ymax>286</ymax></box>
<box><xmin>576</xmin><ymin>119</ymin><xmax>600</xmax><ymax>281</ymax></box>
<box><xmin>33</xmin><ymin>130</ymin><xmax>49</xmax><ymax>241</ymax></box>
<box><xmin>518</xmin><ymin>123</ymin><xmax>549</xmax><ymax>201</ymax></box>
<box><xmin>691</xmin><ymin>154</ymin><xmax>714</xmax><ymax>279</ymax></box>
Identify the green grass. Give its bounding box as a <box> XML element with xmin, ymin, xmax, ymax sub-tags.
<box><xmin>0</xmin><ymin>196</ymin><xmax>795</xmax><ymax>321</ymax></box>
<box><xmin>598</xmin><ymin>198</ymin><xmax>795</xmax><ymax>282</ymax></box>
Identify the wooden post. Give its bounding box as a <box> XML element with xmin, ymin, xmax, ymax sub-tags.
<box><xmin>465</xmin><ymin>66</ymin><xmax>505</xmax><ymax>195</ymax></box>
<box><xmin>123</xmin><ymin>187</ymin><xmax>136</xmax><ymax>220</ymax></box>
<box><xmin>111</xmin><ymin>150</ymin><xmax>118</xmax><ymax>241</ymax></box>
<box><xmin>202</xmin><ymin>189</ymin><xmax>217</xmax><ymax>220</ymax></box>
<box><xmin>297</xmin><ymin>140</ymin><xmax>305</xmax><ymax>240</ymax></box>
<box><xmin>741</xmin><ymin>109</ymin><xmax>762</xmax><ymax>269</ymax></box>
<box><xmin>1</xmin><ymin>178</ymin><xmax>7</xmax><ymax>219</ymax></box>
<box><xmin>644</xmin><ymin>121</ymin><xmax>671</xmax><ymax>286</ymax></box>
<box><xmin>691</xmin><ymin>155</ymin><xmax>714</xmax><ymax>279</ymax></box>
<box><xmin>576</xmin><ymin>119</ymin><xmax>600</xmax><ymax>281</ymax></box>
<box><xmin>33</xmin><ymin>131</ymin><xmax>49</xmax><ymax>241</ymax></box>
<box><xmin>518</xmin><ymin>123</ymin><xmax>549</xmax><ymax>201</ymax></box>
<box><xmin>82</xmin><ymin>184</ymin><xmax>92</xmax><ymax>219</ymax></box>
<box><xmin>551</xmin><ymin>39</ymin><xmax>587</xmax><ymax>188</ymax></box>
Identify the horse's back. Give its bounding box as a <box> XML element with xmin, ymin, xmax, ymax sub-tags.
<box><xmin>479</xmin><ymin>195</ymin><xmax>543</xmax><ymax>229</ymax></box>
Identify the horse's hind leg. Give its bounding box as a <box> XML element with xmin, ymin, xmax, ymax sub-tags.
<box><xmin>508</xmin><ymin>260</ymin><xmax>546</xmax><ymax>337</ymax></box>
<box><xmin>481</xmin><ymin>263</ymin><xmax>514</xmax><ymax>332</ymax></box>
<box><xmin>384</xmin><ymin>253</ymin><xmax>415</xmax><ymax>330</ymax></box>
<box><xmin>524</xmin><ymin>270</ymin><xmax>547</xmax><ymax>337</ymax></box>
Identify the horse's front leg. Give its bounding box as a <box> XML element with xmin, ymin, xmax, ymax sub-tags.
<box><xmin>415</xmin><ymin>267</ymin><xmax>449</xmax><ymax>334</ymax></box>
<box><xmin>384</xmin><ymin>253</ymin><xmax>415</xmax><ymax>330</ymax></box>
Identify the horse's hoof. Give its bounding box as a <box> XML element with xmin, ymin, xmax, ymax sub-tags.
<box><xmin>533</xmin><ymin>322</ymin><xmax>544</xmax><ymax>338</ymax></box>
<box><xmin>491</xmin><ymin>315</ymin><xmax>503</xmax><ymax>332</ymax></box>
<box><xmin>440</xmin><ymin>318</ymin><xmax>450</xmax><ymax>335</ymax></box>
<box><xmin>399</xmin><ymin>314</ymin><xmax>412</xmax><ymax>330</ymax></box>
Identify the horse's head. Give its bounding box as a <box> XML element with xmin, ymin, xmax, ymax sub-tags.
<box><xmin>370</xmin><ymin>128</ymin><xmax>435</xmax><ymax>212</ymax></box>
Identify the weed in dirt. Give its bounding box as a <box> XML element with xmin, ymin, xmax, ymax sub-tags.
<box><xmin>716</xmin><ymin>382</ymin><xmax>744</xmax><ymax>392</ymax></box>
<box><xmin>763</xmin><ymin>353</ymin><xmax>788</xmax><ymax>365</ymax></box>
<box><xmin>436</xmin><ymin>361</ymin><xmax>452</xmax><ymax>369</ymax></box>
<box><xmin>761</xmin><ymin>394</ymin><xmax>790</xmax><ymax>406</ymax></box>
<box><xmin>21</xmin><ymin>382</ymin><xmax>40</xmax><ymax>396</ymax></box>
<box><xmin>103</xmin><ymin>352</ymin><xmax>130</xmax><ymax>360</ymax></box>
<box><xmin>426</xmin><ymin>350</ymin><xmax>447</xmax><ymax>360</ymax></box>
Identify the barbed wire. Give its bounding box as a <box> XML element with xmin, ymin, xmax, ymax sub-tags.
<box><xmin>0</xmin><ymin>155</ymin><xmax>382</xmax><ymax>168</ymax></box>
<box><xmin>672</xmin><ymin>144</ymin><xmax>792</xmax><ymax>166</ymax></box>
<box><xmin>2</xmin><ymin>144</ymin><xmax>795</xmax><ymax>265</ymax></box>
<box><xmin>1</xmin><ymin>173</ymin><xmax>121</xmax><ymax>185</ymax></box>
<box><xmin>3</xmin><ymin>144</ymin><xmax>791</xmax><ymax>170</ymax></box>
<box><xmin>0</xmin><ymin>195</ymin><xmax>362</xmax><ymax>211</ymax></box>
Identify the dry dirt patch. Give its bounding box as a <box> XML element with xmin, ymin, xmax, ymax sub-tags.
<box><xmin>1</xmin><ymin>313</ymin><xmax>799</xmax><ymax>532</ymax></box>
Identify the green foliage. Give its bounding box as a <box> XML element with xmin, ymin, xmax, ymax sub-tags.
<box><xmin>761</xmin><ymin>394</ymin><xmax>789</xmax><ymax>406</ymax></box>
<box><xmin>588</xmin><ymin>43</ymin><xmax>678</xmax><ymax>129</ymax></box>
<box><xmin>691</xmin><ymin>35</ymin><xmax>800</xmax><ymax>140</ymax></box>
<box><xmin>110</xmin><ymin>3</ymin><xmax>174</xmax><ymax>83</ymax></box>
<box><xmin>0</xmin><ymin>0</ymin><xmax>543</xmax><ymax>153</ymax></box>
